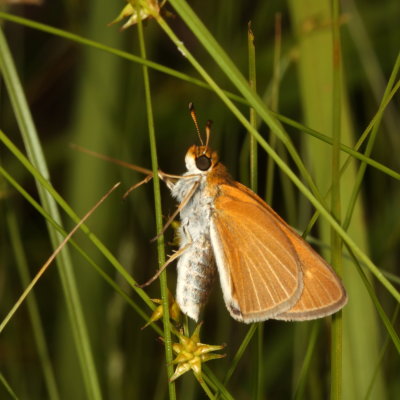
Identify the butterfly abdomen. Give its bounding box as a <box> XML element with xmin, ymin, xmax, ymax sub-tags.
<box><xmin>176</xmin><ymin>235</ymin><xmax>216</xmax><ymax>321</ymax></box>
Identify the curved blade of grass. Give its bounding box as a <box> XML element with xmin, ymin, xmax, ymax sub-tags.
<box><xmin>0</xmin><ymin>27</ymin><xmax>102</xmax><ymax>400</ymax></box>
<box><xmin>0</xmin><ymin>11</ymin><xmax>245</xmax><ymax>105</ymax></box>
<box><xmin>0</xmin><ymin>12</ymin><xmax>398</xmax><ymax>181</ymax></box>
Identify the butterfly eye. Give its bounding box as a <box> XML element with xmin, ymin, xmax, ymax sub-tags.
<box><xmin>196</xmin><ymin>155</ymin><xmax>212</xmax><ymax>171</ymax></box>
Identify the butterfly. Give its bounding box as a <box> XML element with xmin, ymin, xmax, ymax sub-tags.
<box><xmin>142</xmin><ymin>104</ymin><xmax>347</xmax><ymax>323</ymax></box>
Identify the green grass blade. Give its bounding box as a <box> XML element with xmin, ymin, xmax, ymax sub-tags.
<box><xmin>293</xmin><ymin>322</ymin><xmax>320</xmax><ymax>399</ymax></box>
<box><xmin>135</xmin><ymin>6</ymin><xmax>175</xmax><ymax>397</ymax></box>
<box><xmin>0</xmin><ymin>11</ymin><xmax>398</xmax><ymax>182</ymax></box>
<box><xmin>343</xmin><ymin>54</ymin><xmax>400</xmax><ymax>228</ymax></box>
<box><xmin>6</xmin><ymin>209</ymin><xmax>61</xmax><ymax>400</ymax></box>
<box><xmin>0</xmin><ymin>11</ymin><xmax>245</xmax><ymax>105</ymax></box>
<box><xmin>0</xmin><ymin>372</ymin><xmax>20</xmax><ymax>400</ymax></box>
<box><xmin>0</xmin><ymin>27</ymin><xmax>102</xmax><ymax>400</ymax></box>
<box><xmin>330</xmin><ymin>3</ymin><xmax>344</xmax><ymax>399</ymax></box>
<box><xmin>248</xmin><ymin>22</ymin><xmax>258</xmax><ymax>193</ymax></box>
<box><xmin>0</xmin><ymin>165</ymin><xmax>159</xmax><ymax>335</ymax></box>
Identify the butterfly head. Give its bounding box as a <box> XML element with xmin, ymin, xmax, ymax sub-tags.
<box><xmin>185</xmin><ymin>145</ymin><xmax>219</xmax><ymax>174</ymax></box>
<box><xmin>186</xmin><ymin>103</ymin><xmax>219</xmax><ymax>174</ymax></box>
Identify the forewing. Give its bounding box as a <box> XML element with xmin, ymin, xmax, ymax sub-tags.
<box><xmin>210</xmin><ymin>185</ymin><xmax>303</xmax><ymax>323</ymax></box>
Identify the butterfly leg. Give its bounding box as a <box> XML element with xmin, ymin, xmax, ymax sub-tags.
<box><xmin>122</xmin><ymin>169</ymin><xmax>183</xmax><ymax>199</ymax></box>
<box><xmin>150</xmin><ymin>180</ymin><xmax>200</xmax><ymax>242</ymax></box>
<box><xmin>123</xmin><ymin>174</ymin><xmax>154</xmax><ymax>199</ymax></box>
<box><xmin>136</xmin><ymin>227</ymin><xmax>193</xmax><ymax>288</ymax></box>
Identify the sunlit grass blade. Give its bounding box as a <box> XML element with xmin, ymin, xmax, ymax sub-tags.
<box><xmin>0</xmin><ymin>27</ymin><xmax>102</xmax><ymax>400</ymax></box>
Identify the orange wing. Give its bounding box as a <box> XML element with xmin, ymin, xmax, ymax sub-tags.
<box><xmin>210</xmin><ymin>184</ymin><xmax>303</xmax><ymax>323</ymax></box>
<box><xmin>211</xmin><ymin>183</ymin><xmax>347</xmax><ymax>323</ymax></box>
